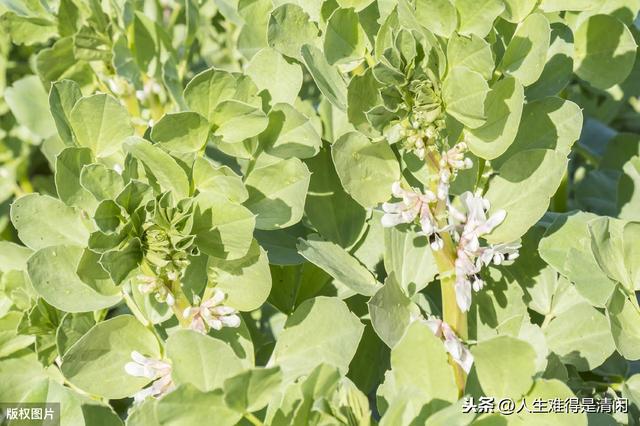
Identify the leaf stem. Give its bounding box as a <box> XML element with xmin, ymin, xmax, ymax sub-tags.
<box><xmin>243</xmin><ymin>413</ymin><xmax>264</xmax><ymax>426</ymax></box>
<box><xmin>122</xmin><ymin>288</ymin><xmax>150</xmax><ymax>327</ymax></box>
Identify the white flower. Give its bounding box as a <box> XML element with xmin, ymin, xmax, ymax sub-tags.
<box><xmin>423</xmin><ymin>317</ymin><xmax>474</xmax><ymax>373</ymax></box>
<box><xmin>124</xmin><ymin>351</ymin><xmax>174</xmax><ymax>403</ymax></box>
<box><xmin>455</xmin><ymin>278</ymin><xmax>473</xmax><ymax>312</ymax></box>
<box><xmin>478</xmin><ymin>241</ymin><xmax>521</xmax><ymax>267</ymax></box>
<box><xmin>137</xmin><ymin>275</ymin><xmax>175</xmax><ymax>306</ymax></box>
<box><xmin>440</xmin><ymin>142</ymin><xmax>473</xmax><ymax>171</ymax></box>
<box><xmin>382</xmin><ymin>182</ymin><xmax>447</xmax><ymax>250</ymax></box>
<box><xmin>449</xmin><ymin>192</ymin><xmax>507</xmax><ymax>312</ymax></box>
<box><xmin>183</xmin><ymin>289</ymin><xmax>241</xmax><ymax>334</ymax></box>
<box><xmin>382</xmin><ymin>182</ymin><xmax>436</xmax><ymax>227</ymax></box>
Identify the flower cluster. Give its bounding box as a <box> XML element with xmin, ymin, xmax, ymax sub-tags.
<box><xmin>420</xmin><ymin>315</ymin><xmax>473</xmax><ymax>373</ymax></box>
<box><xmin>183</xmin><ymin>289</ymin><xmax>241</xmax><ymax>334</ymax></box>
<box><xmin>124</xmin><ymin>351</ymin><xmax>174</xmax><ymax>403</ymax></box>
<box><xmin>438</xmin><ymin>142</ymin><xmax>473</xmax><ymax>199</ymax></box>
<box><xmin>448</xmin><ymin>192</ymin><xmax>520</xmax><ymax>311</ymax></box>
<box><xmin>382</xmin><ymin>184</ymin><xmax>521</xmax><ymax>312</ymax></box>
<box><xmin>381</xmin><ymin>182</ymin><xmax>446</xmax><ymax>250</ymax></box>
<box><xmin>136</xmin><ymin>273</ymin><xmax>176</xmax><ymax>306</ymax></box>
<box><xmin>136</xmin><ymin>196</ymin><xmax>196</xmax><ymax>306</ymax></box>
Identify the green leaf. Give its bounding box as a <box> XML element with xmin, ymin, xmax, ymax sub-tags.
<box><xmin>472</xmin><ymin>336</ymin><xmax>536</xmax><ymax>400</ymax></box>
<box><xmin>254</xmin><ymin>226</ymin><xmax>307</xmax><ymax>265</ymax></box>
<box><xmin>494</xmin><ymin>97</ymin><xmax>582</xmax><ymax>168</ymax></box>
<box><xmin>151</xmin><ymin>112</ymin><xmax>210</xmax><ymax>153</ymax></box>
<box><xmin>167</xmin><ymin>330</ymin><xmax>244</xmax><ymax>392</ymax></box>
<box><xmin>485</xmin><ymin>149</ymin><xmax>567</xmax><ymax>244</ymax></box>
<box><xmin>69</xmin><ymin>94</ymin><xmax>134</xmax><ymax>157</ymax></box>
<box><xmin>0</xmin><ymin>241</ymin><xmax>32</xmax><ymax>272</ymax></box>
<box><xmin>526</xmin><ymin>23</ymin><xmax>574</xmax><ymax>99</ymax></box>
<box><xmin>608</xmin><ymin>288</ymin><xmax>640</xmax><ymax>360</ymax></box>
<box><xmin>80</xmin><ymin>163</ymin><xmax>125</xmax><ymax>201</ymax></box>
<box><xmin>573</xmin><ymin>14</ymin><xmax>637</xmax><ymax>90</ymax></box>
<box><xmin>193</xmin><ymin>194</ymin><xmax>255</xmax><ymax>260</ymax></box>
<box><xmin>544</xmin><ymin>302</ymin><xmax>615</xmax><ymax>371</ymax></box>
<box><xmin>208</xmin><ymin>239</ymin><xmax>272</xmax><ymax>311</ymax></box>
<box><xmin>465</xmin><ymin>76</ymin><xmax>524</xmax><ymax>160</ymax></box>
<box><xmin>538</xmin><ymin>0</ymin><xmax>599</xmax><ymax>12</ymax></box>
<box><xmin>245</xmin><ymin>48</ymin><xmax>303</xmax><ymax>104</ymax></box>
<box><xmin>270</xmin><ymin>297</ymin><xmax>364</xmax><ymax>381</ymax></box>
<box><xmin>223</xmin><ymin>367</ymin><xmax>283</xmax><ymax>413</ymax></box>
<box><xmin>304</xmin><ymin>144</ymin><xmax>367</xmax><ymax>248</ymax></box>
<box><xmin>27</xmin><ymin>245</ymin><xmax>121</xmax><ymax>312</ymax></box>
<box><xmin>237</xmin><ymin>0</ymin><xmax>272</xmax><ymax>60</ymax></box>
<box><xmin>245</xmin><ymin>158</ymin><xmax>311</xmax><ymax>230</ymax></box>
<box><xmin>337</xmin><ymin>0</ymin><xmax>375</xmax><ymax>10</ymax></box>
<box><xmin>61</xmin><ymin>315</ymin><xmax>161</xmax><ymax>399</ymax></box>
<box><xmin>517</xmin><ymin>379</ymin><xmax>586</xmax><ymax>424</ymax></box>
<box><xmin>618</xmin><ymin>156</ymin><xmax>640</xmax><ymax>220</ymax></box>
<box><xmin>499</xmin><ymin>13</ymin><xmax>550</xmax><ymax>86</ymax></box>
<box><xmin>0</xmin><ymin>12</ymin><xmax>57</xmax><ymax>46</ymax></box>
<box><xmin>388</xmin><ymin>321</ymin><xmax>458</xmax><ymax>404</ymax></box>
<box><xmin>55</xmin><ymin>147</ymin><xmax>98</xmax><ymax>212</ymax></box>
<box><xmin>297</xmin><ymin>235</ymin><xmax>381</xmax><ymax>296</ymax></box>
<box><xmin>268</xmin><ymin>4</ymin><xmax>319</xmax><ymax>61</ymax></box>
<box><xmin>368</xmin><ymin>275</ymin><xmax>415</xmax><ymax>348</ymax></box>
<box><xmin>589</xmin><ymin>218</ymin><xmax>640</xmax><ymax>293</ymax></box>
<box><xmin>193</xmin><ymin>157</ymin><xmax>248</xmax><ymax>203</ymax></box>
<box><xmin>212</xmin><ymin>100</ymin><xmax>269</xmax><ymax>144</ymax></box>
<box><xmin>347</xmin><ymin>69</ymin><xmax>382</xmax><ymax>135</ymax></box>
<box><xmin>332</xmin><ymin>132</ymin><xmax>400</xmax><ymax>207</ymax></box>
<box><xmin>56</xmin><ymin>312</ymin><xmax>96</xmax><ymax>357</ymax></box>
<box><xmin>455</xmin><ymin>0</ymin><xmax>505</xmax><ymax>38</ymax></box>
<box><xmin>260</xmin><ymin>103</ymin><xmax>322</xmax><ymax>159</ymax></box>
<box><xmin>11</xmin><ymin>194</ymin><xmax>92</xmax><ymax>250</ymax></box>
<box><xmin>442</xmin><ymin>67</ymin><xmax>489</xmax><ymax>129</ymax></box>
<box><xmin>539</xmin><ymin>212</ymin><xmax>616</xmax><ymax>307</ymax></box>
<box><xmin>123</xmin><ymin>137</ymin><xmax>190</xmax><ymax>199</ymax></box>
<box><xmin>5</xmin><ymin>75</ymin><xmax>57</xmax><ymax>139</ymax></box>
<box><xmin>301</xmin><ymin>44</ymin><xmax>348</xmax><ymax>111</ymax></box>
<box><xmin>268</xmin><ymin>263</ymin><xmax>331</xmax><ymax>313</ymax></box>
<box><xmin>415</xmin><ymin>0</ymin><xmax>457</xmax><ymax>38</ymax></box>
<box><xmin>0</xmin><ymin>354</ymin><xmax>49</xmax><ymax>402</ymax></box>
<box><xmin>35</xmin><ymin>37</ymin><xmax>94</xmax><ymax>89</ymax></box>
<box><xmin>155</xmin><ymin>385</ymin><xmax>242</xmax><ymax>426</ymax></box>
<box><xmin>502</xmin><ymin>0</ymin><xmax>538</xmax><ymax>22</ymax></box>
<box><xmin>383</xmin><ymin>226</ymin><xmax>438</xmax><ymax>295</ymax></box>
<box><xmin>184</xmin><ymin>68</ymin><xmax>247</xmax><ymax>123</ymax></box>
<box><xmin>446</xmin><ymin>33</ymin><xmax>494</xmax><ymax>80</ymax></box>
<box><xmin>324</xmin><ymin>8</ymin><xmax>367</xmax><ymax>65</ymax></box>
<box><xmin>49</xmin><ymin>79</ymin><xmax>82</xmax><ymax>145</ymax></box>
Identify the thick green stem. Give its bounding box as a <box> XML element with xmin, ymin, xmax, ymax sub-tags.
<box><xmin>425</xmin><ymin>149</ymin><xmax>468</xmax><ymax>395</ymax></box>
<box><xmin>433</xmin><ymin>234</ymin><xmax>468</xmax><ymax>395</ymax></box>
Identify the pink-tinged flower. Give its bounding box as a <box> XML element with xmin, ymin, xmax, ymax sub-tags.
<box><xmin>382</xmin><ymin>182</ymin><xmax>436</xmax><ymax>227</ymax></box>
<box><xmin>423</xmin><ymin>317</ymin><xmax>473</xmax><ymax>373</ymax></box>
<box><xmin>436</xmin><ymin>143</ymin><xmax>473</xmax><ymax>200</ymax></box>
<box><xmin>440</xmin><ymin>142</ymin><xmax>473</xmax><ymax>172</ymax></box>
<box><xmin>124</xmin><ymin>351</ymin><xmax>174</xmax><ymax>403</ymax></box>
<box><xmin>183</xmin><ymin>289</ymin><xmax>241</xmax><ymax>334</ymax></box>
<box><xmin>382</xmin><ymin>182</ymin><xmax>446</xmax><ymax>250</ymax></box>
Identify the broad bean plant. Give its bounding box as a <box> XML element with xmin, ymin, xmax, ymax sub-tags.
<box><xmin>1</xmin><ymin>0</ymin><xmax>640</xmax><ymax>425</ymax></box>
